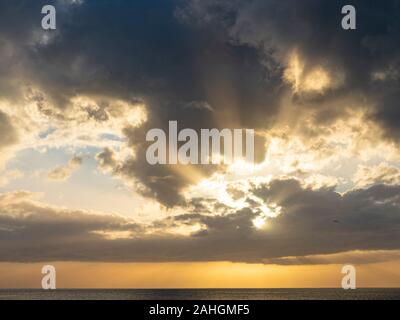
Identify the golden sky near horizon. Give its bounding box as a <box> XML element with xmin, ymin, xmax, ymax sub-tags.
<box><xmin>1</xmin><ymin>261</ymin><xmax>400</xmax><ymax>289</ymax></box>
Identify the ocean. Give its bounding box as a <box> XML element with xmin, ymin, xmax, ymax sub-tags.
<box><xmin>0</xmin><ymin>288</ymin><xmax>399</xmax><ymax>300</ymax></box>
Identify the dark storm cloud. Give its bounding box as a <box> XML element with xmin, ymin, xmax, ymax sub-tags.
<box><xmin>1</xmin><ymin>0</ymin><xmax>400</xmax><ymax>206</ymax></box>
<box><xmin>2</xmin><ymin>0</ymin><xmax>279</xmax><ymax>121</ymax></box>
<box><xmin>188</xmin><ymin>0</ymin><xmax>400</xmax><ymax>137</ymax></box>
<box><xmin>0</xmin><ymin>0</ymin><xmax>281</xmax><ymax>205</ymax></box>
<box><xmin>1</xmin><ymin>180</ymin><xmax>399</xmax><ymax>263</ymax></box>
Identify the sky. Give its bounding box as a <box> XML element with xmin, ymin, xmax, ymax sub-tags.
<box><xmin>0</xmin><ymin>0</ymin><xmax>400</xmax><ymax>288</ymax></box>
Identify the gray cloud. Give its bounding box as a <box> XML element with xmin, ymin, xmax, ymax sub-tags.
<box><xmin>0</xmin><ymin>0</ymin><xmax>279</xmax><ymax>205</ymax></box>
<box><xmin>0</xmin><ymin>110</ymin><xmax>18</xmax><ymax>149</ymax></box>
<box><xmin>0</xmin><ymin>110</ymin><xmax>19</xmax><ymax>167</ymax></box>
<box><xmin>1</xmin><ymin>1</ymin><xmax>399</xmax><ymax>205</ymax></box>
<box><xmin>0</xmin><ymin>180</ymin><xmax>399</xmax><ymax>263</ymax></box>
<box><xmin>96</xmin><ymin>148</ymin><xmax>117</xmax><ymax>172</ymax></box>
<box><xmin>47</xmin><ymin>155</ymin><xmax>83</xmax><ymax>181</ymax></box>
<box><xmin>180</xmin><ymin>0</ymin><xmax>400</xmax><ymax>138</ymax></box>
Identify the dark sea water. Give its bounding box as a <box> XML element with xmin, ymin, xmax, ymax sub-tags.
<box><xmin>0</xmin><ymin>288</ymin><xmax>399</xmax><ymax>300</ymax></box>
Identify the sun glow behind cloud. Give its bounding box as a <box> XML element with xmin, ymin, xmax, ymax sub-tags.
<box><xmin>284</xmin><ymin>51</ymin><xmax>344</xmax><ymax>94</ymax></box>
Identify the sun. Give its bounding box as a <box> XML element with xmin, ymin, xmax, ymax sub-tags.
<box><xmin>252</xmin><ymin>216</ymin><xmax>267</xmax><ymax>229</ymax></box>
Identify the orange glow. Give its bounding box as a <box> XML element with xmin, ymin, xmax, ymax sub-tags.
<box><xmin>1</xmin><ymin>261</ymin><xmax>399</xmax><ymax>288</ymax></box>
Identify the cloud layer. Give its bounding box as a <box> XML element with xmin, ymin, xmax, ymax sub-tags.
<box><xmin>0</xmin><ymin>1</ymin><xmax>399</xmax><ymax>264</ymax></box>
<box><xmin>1</xmin><ymin>179</ymin><xmax>399</xmax><ymax>263</ymax></box>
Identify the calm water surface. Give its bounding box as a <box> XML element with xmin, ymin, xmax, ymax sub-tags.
<box><xmin>0</xmin><ymin>288</ymin><xmax>399</xmax><ymax>300</ymax></box>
